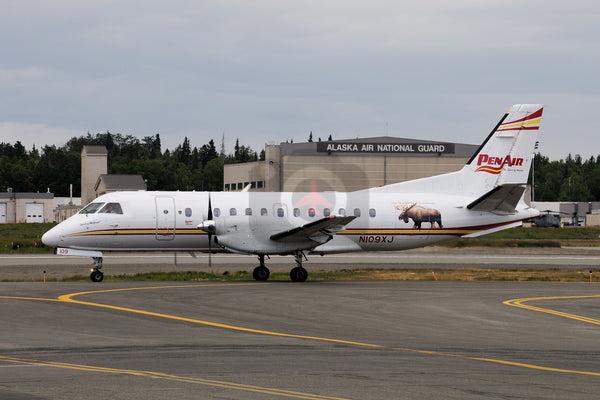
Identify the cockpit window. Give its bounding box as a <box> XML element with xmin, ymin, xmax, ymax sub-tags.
<box><xmin>79</xmin><ymin>202</ymin><xmax>105</xmax><ymax>214</ymax></box>
<box><xmin>99</xmin><ymin>203</ymin><xmax>123</xmax><ymax>214</ymax></box>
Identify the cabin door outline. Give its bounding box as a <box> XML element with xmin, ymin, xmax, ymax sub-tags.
<box><xmin>155</xmin><ymin>196</ymin><xmax>176</xmax><ymax>240</ymax></box>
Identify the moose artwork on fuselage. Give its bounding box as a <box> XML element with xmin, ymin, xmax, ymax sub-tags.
<box><xmin>395</xmin><ymin>203</ymin><xmax>443</xmax><ymax>229</ymax></box>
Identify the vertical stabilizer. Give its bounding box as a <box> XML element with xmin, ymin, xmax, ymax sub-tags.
<box><xmin>460</xmin><ymin>104</ymin><xmax>543</xmax><ymax>198</ymax></box>
<box><xmin>366</xmin><ymin>104</ymin><xmax>544</xmax><ymax>212</ymax></box>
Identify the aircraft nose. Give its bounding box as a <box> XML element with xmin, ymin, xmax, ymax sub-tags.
<box><xmin>41</xmin><ymin>225</ymin><xmax>62</xmax><ymax>248</ymax></box>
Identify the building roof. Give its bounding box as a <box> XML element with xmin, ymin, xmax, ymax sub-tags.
<box><xmin>95</xmin><ymin>174</ymin><xmax>147</xmax><ymax>191</ymax></box>
<box><xmin>82</xmin><ymin>145</ymin><xmax>108</xmax><ymax>155</ymax></box>
<box><xmin>0</xmin><ymin>192</ymin><xmax>53</xmax><ymax>199</ymax></box>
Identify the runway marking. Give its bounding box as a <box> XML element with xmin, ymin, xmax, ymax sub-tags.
<box><xmin>0</xmin><ymin>355</ymin><xmax>348</xmax><ymax>400</ymax></box>
<box><xmin>504</xmin><ymin>295</ymin><xmax>600</xmax><ymax>325</ymax></box>
<box><xmin>56</xmin><ymin>285</ymin><xmax>385</xmax><ymax>348</ymax></box>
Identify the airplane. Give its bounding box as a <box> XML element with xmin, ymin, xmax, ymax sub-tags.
<box><xmin>42</xmin><ymin>104</ymin><xmax>544</xmax><ymax>283</ymax></box>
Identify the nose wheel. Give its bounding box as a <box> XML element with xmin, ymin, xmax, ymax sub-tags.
<box><xmin>90</xmin><ymin>257</ymin><xmax>104</xmax><ymax>282</ymax></box>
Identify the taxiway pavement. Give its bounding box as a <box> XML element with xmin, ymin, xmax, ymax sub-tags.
<box><xmin>1</xmin><ymin>281</ymin><xmax>600</xmax><ymax>399</ymax></box>
<box><xmin>1</xmin><ymin>246</ymin><xmax>600</xmax><ymax>281</ymax></box>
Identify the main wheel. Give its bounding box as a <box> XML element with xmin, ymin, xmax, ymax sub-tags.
<box><xmin>90</xmin><ymin>270</ymin><xmax>104</xmax><ymax>282</ymax></box>
<box><xmin>253</xmin><ymin>266</ymin><xmax>270</xmax><ymax>281</ymax></box>
<box><xmin>290</xmin><ymin>267</ymin><xmax>308</xmax><ymax>282</ymax></box>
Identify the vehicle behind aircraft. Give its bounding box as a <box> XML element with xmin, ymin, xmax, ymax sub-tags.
<box><xmin>42</xmin><ymin>104</ymin><xmax>544</xmax><ymax>282</ymax></box>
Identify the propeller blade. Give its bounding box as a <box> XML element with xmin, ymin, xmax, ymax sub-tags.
<box><xmin>208</xmin><ymin>193</ymin><xmax>212</xmax><ymax>270</ymax></box>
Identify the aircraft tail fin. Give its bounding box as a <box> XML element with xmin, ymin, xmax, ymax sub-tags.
<box><xmin>457</xmin><ymin>104</ymin><xmax>543</xmax><ymax>209</ymax></box>
<box><xmin>463</xmin><ymin>104</ymin><xmax>543</xmax><ymax>187</ymax></box>
<box><xmin>369</xmin><ymin>104</ymin><xmax>543</xmax><ymax>212</ymax></box>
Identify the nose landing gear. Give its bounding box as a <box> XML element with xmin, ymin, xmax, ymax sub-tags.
<box><xmin>90</xmin><ymin>257</ymin><xmax>104</xmax><ymax>282</ymax></box>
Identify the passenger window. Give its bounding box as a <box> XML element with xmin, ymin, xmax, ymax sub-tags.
<box><xmin>293</xmin><ymin>208</ymin><xmax>300</xmax><ymax>217</ymax></box>
<box><xmin>323</xmin><ymin>208</ymin><xmax>331</xmax><ymax>217</ymax></box>
<box><xmin>213</xmin><ymin>208</ymin><xmax>220</xmax><ymax>217</ymax></box>
<box><xmin>260</xmin><ymin>208</ymin><xmax>268</xmax><ymax>216</ymax></box>
<box><xmin>339</xmin><ymin>208</ymin><xmax>346</xmax><ymax>217</ymax></box>
<box><xmin>369</xmin><ymin>208</ymin><xmax>376</xmax><ymax>218</ymax></box>
<box><xmin>277</xmin><ymin>207</ymin><xmax>284</xmax><ymax>217</ymax></box>
<box><xmin>99</xmin><ymin>203</ymin><xmax>123</xmax><ymax>214</ymax></box>
<box><xmin>354</xmin><ymin>208</ymin><xmax>361</xmax><ymax>217</ymax></box>
<box><xmin>79</xmin><ymin>202</ymin><xmax>105</xmax><ymax>214</ymax></box>
<box><xmin>245</xmin><ymin>208</ymin><xmax>252</xmax><ymax>216</ymax></box>
<box><xmin>308</xmin><ymin>208</ymin><xmax>316</xmax><ymax>217</ymax></box>
<box><xmin>230</xmin><ymin>208</ymin><xmax>237</xmax><ymax>216</ymax></box>
<box><xmin>185</xmin><ymin>208</ymin><xmax>192</xmax><ymax>217</ymax></box>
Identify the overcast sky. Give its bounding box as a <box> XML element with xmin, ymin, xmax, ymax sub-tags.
<box><xmin>1</xmin><ymin>1</ymin><xmax>598</xmax><ymax>160</ymax></box>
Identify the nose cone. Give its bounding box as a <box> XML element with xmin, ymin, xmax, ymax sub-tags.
<box><xmin>41</xmin><ymin>225</ymin><xmax>62</xmax><ymax>247</ymax></box>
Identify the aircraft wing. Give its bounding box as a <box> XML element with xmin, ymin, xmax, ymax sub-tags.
<box><xmin>466</xmin><ymin>183</ymin><xmax>526</xmax><ymax>213</ymax></box>
<box><xmin>270</xmin><ymin>216</ymin><xmax>356</xmax><ymax>244</ymax></box>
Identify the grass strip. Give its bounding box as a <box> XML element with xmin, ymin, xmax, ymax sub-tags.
<box><xmin>18</xmin><ymin>268</ymin><xmax>596</xmax><ymax>283</ymax></box>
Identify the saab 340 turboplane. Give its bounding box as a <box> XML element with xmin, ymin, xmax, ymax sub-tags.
<box><xmin>42</xmin><ymin>104</ymin><xmax>544</xmax><ymax>282</ymax></box>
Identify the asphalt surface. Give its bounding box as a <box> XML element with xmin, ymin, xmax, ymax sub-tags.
<box><xmin>1</xmin><ymin>281</ymin><xmax>600</xmax><ymax>399</ymax></box>
<box><xmin>1</xmin><ymin>246</ymin><xmax>600</xmax><ymax>281</ymax></box>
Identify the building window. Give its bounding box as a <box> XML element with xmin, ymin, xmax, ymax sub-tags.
<box><xmin>293</xmin><ymin>208</ymin><xmax>300</xmax><ymax>217</ymax></box>
<box><xmin>261</xmin><ymin>208</ymin><xmax>268</xmax><ymax>216</ymax></box>
<box><xmin>230</xmin><ymin>208</ymin><xmax>237</xmax><ymax>216</ymax></box>
<box><xmin>214</xmin><ymin>208</ymin><xmax>221</xmax><ymax>217</ymax></box>
<box><xmin>245</xmin><ymin>208</ymin><xmax>252</xmax><ymax>216</ymax></box>
<box><xmin>323</xmin><ymin>208</ymin><xmax>331</xmax><ymax>217</ymax></box>
<box><xmin>257</xmin><ymin>181</ymin><xmax>264</xmax><ymax>189</ymax></box>
<box><xmin>369</xmin><ymin>208</ymin><xmax>376</xmax><ymax>218</ymax></box>
<box><xmin>354</xmin><ymin>208</ymin><xmax>361</xmax><ymax>217</ymax></box>
<box><xmin>308</xmin><ymin>208</ymin><xmax>316</xmax><ymax>217</ymax></box>
<box><xmin>237</xmin><ymin>183</ymin><xmax>243</xmax><ymax>190</ymax></box>
<box><xmin>224</xmin><ymin>184</ymin><xmax>230</xmax><ymax>191</ymax></box>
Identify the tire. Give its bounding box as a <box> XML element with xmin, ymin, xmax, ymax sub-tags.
<box><xmin>90</xmin><ymin>270</ymin><xmax>104</xmax><ymax>282</ymax></box>
<box><xmin>290</xmin><ymin>267</ymin><xmax>308</xmax><ymax>282</ymax></box>
<box><xmin>253</xmin><ymin>266</ymin><xmax>270</xmax><ymax>281</ymax></box>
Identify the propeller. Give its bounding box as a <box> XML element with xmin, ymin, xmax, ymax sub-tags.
<box><xmin>198</xmin><ymin>193</ymin><xmax>216</xmax><ymax>269</ymax></box>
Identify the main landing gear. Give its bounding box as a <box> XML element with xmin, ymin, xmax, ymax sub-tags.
<box><xmin>252</xmin><ymin>252</ymin><xmax>308</xmax><ymax>283</ymax></box>
<box><xmin>90</xmin><ymin>257</ymin><xmax>104</xmax><ymax>282</ymax></box>
<box><xmin>290</xmin><ymin>252</ymin><xmax>308</xmax><ymax>282</ymax></box>
<box><xmin>253</xmin><ymin>255</ymin><xmax>270</xmax><ymax>281</ymax></box>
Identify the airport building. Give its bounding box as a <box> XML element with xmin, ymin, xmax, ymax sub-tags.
<box><xmin>0</xmin><ymin>190</ymin><xmax>54</xmax><ymax>223</ymax></box>
<box><xmin>224</xmin><ymin>136</ymin><xmax>480</xmax><ymax>192</ymax></box>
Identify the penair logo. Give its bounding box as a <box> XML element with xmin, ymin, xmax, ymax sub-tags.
<box><xmin>475</xmin><ymin>154</ymin><xmax>523</xmax><ymax>174</ymax></box>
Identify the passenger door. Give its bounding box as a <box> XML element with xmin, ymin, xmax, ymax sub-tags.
<box><xmin>155</xmin><ymin>196</ymin><xmax>176</xmax><ymax>240</ymax></box>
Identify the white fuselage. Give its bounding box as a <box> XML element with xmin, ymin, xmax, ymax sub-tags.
<box><xmin>42</xmin><ymin>189</ymin><xmax>536</xmax><ymax>255</ymax></box>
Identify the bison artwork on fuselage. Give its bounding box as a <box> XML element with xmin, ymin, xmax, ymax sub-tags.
<box><xmin>395</xmin><ymin>203</ymin><xmax>443</xmax><ymax>229</ymax></box>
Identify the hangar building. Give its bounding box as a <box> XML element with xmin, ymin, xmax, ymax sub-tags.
<box><xmin>224</xmin><ymin>136</ymin><xmax>479</xmax><ymax>192</ymax></box>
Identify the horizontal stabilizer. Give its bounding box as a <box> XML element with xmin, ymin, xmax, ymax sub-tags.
<box><xmin>466</xmin><ymin>183</ymin><xmax>526</xmax><ymax>213</ymax></box>
<box><xmin>270</xmin><ymin>216</ymin><xmax>356</xmax><ymax>244</ymax></box>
